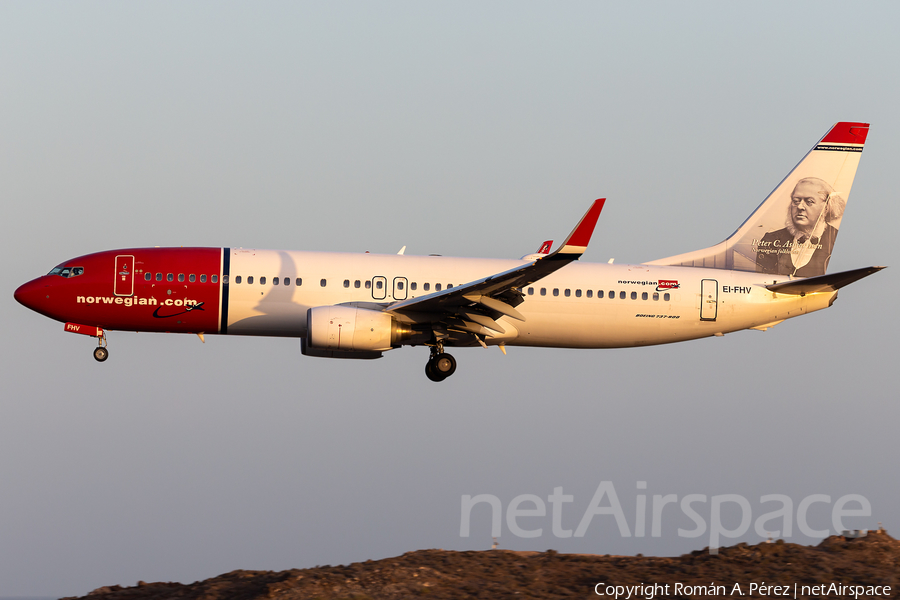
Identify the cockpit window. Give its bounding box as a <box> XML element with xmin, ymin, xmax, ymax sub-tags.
<box><xmin>48</xmin><ymin>266</ymin><xmax>84</xmax><ymax>278</ymax></box>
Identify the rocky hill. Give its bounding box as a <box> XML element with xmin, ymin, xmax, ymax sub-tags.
<box><xmin>67</xmin><ymin>531</ymin><xmax>899</xmax><ymax>599</ymax></box>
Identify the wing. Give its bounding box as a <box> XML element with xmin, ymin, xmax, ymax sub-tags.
<box><xmin>386</xmin><ymin>199</ymin><xmax>605</xmax><ymax>341</ymax></box>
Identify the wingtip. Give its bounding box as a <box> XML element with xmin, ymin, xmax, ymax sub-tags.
<box><xmin>557</xmin><ymin>198</ymin><xmax>605</xmax><ymax>254</ymax></box>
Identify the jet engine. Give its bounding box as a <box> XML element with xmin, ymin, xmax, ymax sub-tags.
<box><xmin>307</xmin><ymin>305</ymin><xmax>411</xmax><ymax>352</ymax></box>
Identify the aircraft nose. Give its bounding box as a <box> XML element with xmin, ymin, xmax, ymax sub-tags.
<box><xmin>14</xmin><ymin>277</ymin><xmax>50</xmax><ymax>313</ymax></box>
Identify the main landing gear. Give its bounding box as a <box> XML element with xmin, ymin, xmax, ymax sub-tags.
<box><xmin>425</xmin><ymin>343</ymin><xmax>457</xmax><ymax>382</ymax></box>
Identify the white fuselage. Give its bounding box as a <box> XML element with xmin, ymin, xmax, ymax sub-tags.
<box><xmin>225</xmin><ymin>249</ymin><xmax>833</xmax><ymax>347</ymax></box>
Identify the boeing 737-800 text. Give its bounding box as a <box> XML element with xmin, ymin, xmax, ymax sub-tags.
<box><xmin>15</xmin><ymin>122</ymin><xmax>884</xmax><ymax>381</ymax></box>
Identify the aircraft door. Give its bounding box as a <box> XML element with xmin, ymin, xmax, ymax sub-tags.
<box><xmin>700</xmin><ymin>279</ymin><xmax>718</xmax><ymax>321</ymax></box>
<box><xmin>114</xmin><ymin>255</ymin><xmax>135</xmax><ymax>296</ymax></box>
<box><xmin>371</xmin><ymin>276</ymin><xmax>387</xmax><ymax>300</ymax></box>
<box><xmin>393</xmin><ymin>277</ymin><xmax>408</xmax><ymax>300</ymax></box>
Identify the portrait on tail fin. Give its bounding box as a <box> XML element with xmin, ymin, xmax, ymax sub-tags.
<box><xmin>644</xmin><ymin>122</ymin><xmax>867</xmax><ymax>276</ymax></box>
<box><xmin>754</xmin><ymin>177</ymin><xmax>845</xmax><ymax>277</ymax></box>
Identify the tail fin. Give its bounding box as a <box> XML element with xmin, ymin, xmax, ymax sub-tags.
<box><xmin>646</xmin><ymin>122</ymin><xmax>869</xmax><ymax>277</ymax></box>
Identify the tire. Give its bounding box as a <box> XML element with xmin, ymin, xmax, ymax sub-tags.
<box><xmin>93</xmin><ymin>347</ymin><xmax>109</xmax><ymax>362</ymax></box>
<box><xmin>425</xmin><ymin>360</ymin><xmax>445</xmax><ymax>382</ymax></box>
<box><xmin>433</xmin><ymin>353</ymin><xmax>456</xmax><ymax>378</ymax></box>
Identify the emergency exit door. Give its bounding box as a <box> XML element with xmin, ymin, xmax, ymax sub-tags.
<box><xmin>114</xmin><ymin>255</ymin><xmax>135</xmax><ymax>296</ymax></box>
<box><xmin>700</xmin><ymin>279</ymin><xmax>718</xmax><ymax>321</ymax></box>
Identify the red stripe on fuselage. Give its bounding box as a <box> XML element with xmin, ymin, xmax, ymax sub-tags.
<box><xmin>30</xmin><ymin>248</ymin><xmax>222</xmax><ymax>334</ymax></box>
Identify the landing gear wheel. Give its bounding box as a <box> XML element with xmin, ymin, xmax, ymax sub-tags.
<box><xmin>433</xmin><ymin>353</ymin><xmax>457</xmax><ymax>378</ymax></box>
<box><xmin>424</xmin><ymin>341</ymin><xmax>457</xmax><ymax>382</ymax></box>
<box><xmin>93</xmin><ymin>346</ymin><xmax>109</xmax><ymax>362</ymax></box>
<box><xmin>425</xmin><ymin>360</ymin><xmax>444</xmax><ymax>382</ymax></box>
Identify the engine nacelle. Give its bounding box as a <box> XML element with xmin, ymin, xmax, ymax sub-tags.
<box><xmin>307</xmin><ymin>305</ymin><xmax>410</xmax><ymax>352</ymax></box>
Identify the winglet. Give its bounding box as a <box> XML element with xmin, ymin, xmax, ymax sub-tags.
<box><xmin>520</xmin><ymin>240</ymin><xmax>555</xmax><ymax>260</ymax></box>
<box><xmin>555</xmin><ymin>199</ymin><xmax>605</xmax><ymax>257</ymax></box>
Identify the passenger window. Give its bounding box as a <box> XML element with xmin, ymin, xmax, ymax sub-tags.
<box><xmin>410</xmin><ymin>282</ymin><xmax>417</xmax><ymax>291</ymax></box>
<box><xmin>575</xmin><ymin>289</ymin><xmax>581</xmax><ymax>297</ymax></box>
<box><xmin>343</xmin><ymin>279</ymin><xmax>350</xmax><ymax>288</ymax></box>
<box><xmin>423</xmin><ymin>283</ymin><xmax>430</xmax><ymax>291</ymax></box>
<box><xmin>156</xmin><ymin>273</ymin><xmax>162</xmax><ymax>281</ymax></box>
<box><xmin>144</xmin><ymin>273</ymin><xmax>151</xmax><ymax>281</ymax></box>
<box><xmin>213</xmin><ymin>275</ymin><xmax>219</xmax><ymax>283</ymax></box>
<box><xmin>597</xmin><ymin>290</ymin><xmax>604</xmax><ymax>298</ymax></box>
<box><xmin>167</xmin><ymin>273</ymin><xmax>174</xmax><ymax>282</ymax></box>
<box><xmin>619</xmin><ymin>291</ymin><xmax>626</xmax><ymax>300</ymax></box>
<box><xmin>642</xmin><ymin>292</ymin><xmax>648</xmax><ymax>300</ymax></box>
<box><xmin>564</xmin><ymin>289</ymin><xmax>571</xmax><ymax>297</ymax></box>
<box><xmin>630</xmin><ymin>292</ymin><xmax>637</xmax><ymax>300</ymax></box>
<box><xmin>653</xmin><ymin>292</ymin><xmax>659</xmax><ymax>301</ymax></box>
<box><xmin>248</xmin><ymin>276</ymin><xmax>254</xmax><ymax>284</ymax></box>
<box><xmin>201</xmin><ymin>274</ymin><xmax>207</xmax><ymax>283</ymax></box>
<box><xmin>540</xmin><ymin>288</ymin><xmax>546</xmax><ymax>296</ymax></box>
<box><xmin>447</xmin><ymin>284</ymin><xmax>452</xmax><ymax>289</ymax></box>
<box><xmin>283</xmin><ymin>277</ymin><xmax>289</xmax><ymax>286</ymax></box>
<box><xmin>587</xmin><ymin>290</ymin><xmax>593</xmax><ymax>298</ymax></box>
<box><xmin>365</xmin><ymin>280</ymin><xmax>371</xmax><ymax>289</ymax></box>
<box><xmin>296</xmin><ymin>278</ymin><xmax>302</xmax><ymax>286</ymax></box>
<box><xmin>260</xmin><ymin>277</ymin><xmax>266</xmax><ymax>285</ymax></box>
<box><xmin>189</xmin><ymin>274</ymin><xmax>196</xmax><ymax>282</ymax></box>
<box><xmin>397</xmin><ymin>281</ymin><xmax>405</xmax><ymax>290</ymax></box>
<box><xmin>235</xmin><ymin>276</ymin><xmax>242</xmax><ymax>284</ymax></box>
<box><xmin>178</xmin><ymin>274</ymin><xmax>185</xmax><ymax>282</ymax></box>
<box><xmin>435</xmin><ymin>284</ymin><xmax>442</xmax><ymax>291</ymax></box>
<box><xmin>273</xmin><ymin>277</ymin><xmax>279</xmax><ymax>285</ymax></box>
<box><xmin>528</xmin><ymin>287</ymin><xmax>534</xmax><ymax>295</ymax></box>
<box><xmin>609</xmin><ymin>291</ymin><xmax>614</xmax><ymax>299</ymax></box>
<box><xmin>553</xmin><ymin>288</ymin><xmax>559</xmax><ymax>296</ymax></box>
<box><xmin>664</xmin><ymin>293</ymin><xmax>671</xmax><ymax>301</ymax></box>
<box><xmin>320</xmin><ymin>279</ymin><xmax>327</xmax><ymax>287</ymax></box>
<box><xmin>355</xmin><ymin>280</ymin><xmax>361</xmax><ymax>289</ymax></box>
<box><xmin>376</xmin><ymin>280</ymin><xmax>383</xmax><ymax>290</ymax></box>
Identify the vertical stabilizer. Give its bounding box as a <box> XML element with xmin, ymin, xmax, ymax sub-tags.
<box><xmin>646</xmin><ymin>122</ymin><xmax>869</xmax><ymax>277</ymax></box>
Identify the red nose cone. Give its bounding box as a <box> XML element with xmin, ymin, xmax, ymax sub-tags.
<box><xmin>15</xmin><ymin>278</ymin><xmax>50</xmax><ymax>314</ymax></box>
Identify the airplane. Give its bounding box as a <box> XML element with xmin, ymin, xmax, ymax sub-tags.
<box><xmin>14</xmin><ymin>122</ymin><xmax>884</xmax><ymax>381</ymax></box>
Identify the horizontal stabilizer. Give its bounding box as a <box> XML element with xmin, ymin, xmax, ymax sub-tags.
<box><xmin>766</xmin><ymin>266</ymin><xmax>885</xmax><ymax>295</ymax></box>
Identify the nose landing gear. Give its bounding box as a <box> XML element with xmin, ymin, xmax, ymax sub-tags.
<box><xmin>64</xmin><ymin>322</ymin><xmax>109</xmax><ymax>362</ymax></box>
<box><xmin>93</xmin><ymin>330</ymin><xmax>109</xmax><ymax>362</ymax></box>
<box><xmin>425</xmin><ymin>343</ymin><xmax>457</xmax><ymax>382</ymax></box>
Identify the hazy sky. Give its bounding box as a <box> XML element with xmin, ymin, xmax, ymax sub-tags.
<box><xmin>1</xmin><ymin>2</ymin><xmax>898</xmax><ymax>597</ymax></box>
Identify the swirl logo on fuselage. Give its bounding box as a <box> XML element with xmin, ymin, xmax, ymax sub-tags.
<box><xmin>153</xmin><ymin>302</ymin><xmax>205</xmax><ymax>319</ymax></box>
<box><xmin>656</xmin><ymin>280</ymin><xmax>680</xmax><ymax>292</ymax></box>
